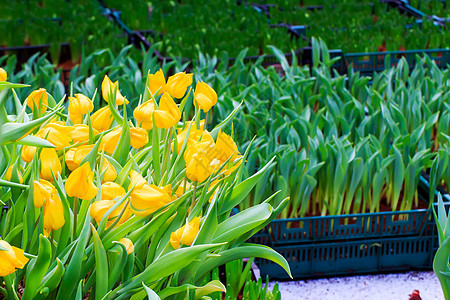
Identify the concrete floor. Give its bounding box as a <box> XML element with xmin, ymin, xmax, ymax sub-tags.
<box><xmin>268</xmin><ymin>271</ymin><xmax>444</xmax><ymax>300</ymax></box>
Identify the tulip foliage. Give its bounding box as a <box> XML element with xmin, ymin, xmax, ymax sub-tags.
<box><xmin>0</xmin><ymin>69</ymin><xmax>290</xmax><ymax>299</ymax></box>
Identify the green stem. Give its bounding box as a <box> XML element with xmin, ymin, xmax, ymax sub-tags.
<box><xmin>73</xmin><ymin>197</ymin><xmax>78</xmax><ymax>240</ymax></box>
<box><xmin>161</xmin><ymin>127</ymin><xmax>174</xmax><ymax>178</ymax></box>
<box><xmin>189</xmin><ymin>181</ymin><xmax>198</xmax><ymax>212</ymax></box>
<box><xmin>3</xmin><ymin>274</ymin><xmax>16</xmax><ymax>299</ymax></box>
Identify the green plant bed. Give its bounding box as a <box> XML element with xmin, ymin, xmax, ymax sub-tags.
<box><xmin>251</xmin><ymin>177</ymin><xmax>450</xmax><ymax>279</ymax></box>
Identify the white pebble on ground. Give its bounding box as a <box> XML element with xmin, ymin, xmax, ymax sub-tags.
<box><xmin>268</xmin><ymin>271</ymin><xmax>443</xmax><ymax>300</ymax></box>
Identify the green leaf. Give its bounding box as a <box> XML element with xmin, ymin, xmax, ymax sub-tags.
<box><xmin>91</xmin><ymin>224</ymin><xmax>109</xmax><ymax>300</ymax></box>
<box><xmin>142</xmin><ymin>283</ymin><xmax>161</xmax><ymax>300</ymax></box>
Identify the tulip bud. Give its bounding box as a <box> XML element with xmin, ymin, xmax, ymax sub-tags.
<box><xmin>170</xmin><ymin>217</ymin><xmax>201</xmax><ymax>249</ymax></box>
<box><xmin>119</xmin><ymin>238</ymin><xmax>134</xmax><ymax>254</ymax></box>
<box><xmin>194</xmin><ymin>82</ymin><xmax>217</xmax><ymax>112</ymax></box>
<box><xmin>36</xmin><ymin>123</ymin><xmax>73</xmax><ymax>150</ymax></box>
<box><xmin>43</xmin><ymin>193</ymin><xmax>65</xmax><ymax>232</ymax></box>
<box><xmin>40</xmin><ymin>148</ymin><xmax>62</xmax><ymax>181</ymax></box>
<box><xmin>65</xmin><ymin>147</ymin><xmax>78</xmax><ymax>171</ymax></box>
<box><xmin>0</xmin><ymin>67</ymin><xmax>7</xmax><ymax>81</ymax></box>
<box><xmin>184</xmin><ymin>142</ymin><xmax>215</xmax><ymax>183</ymax></box>
<box><xmin>101</xmin><ymin>158</ymin><xmax>117</xmax><ymax>183</ymax></box>
<box><xmin>133</xmin><ymin>100</ymin><xmax>155</xmax><ymax>130</ymax></box>
<box><xmin>130</xmin><ymin>127</ymin><xmax>149</xmax><ymax>149</ymax></box>
<box><xmin>102</xmin><ymin>75</ymin><xmax>128</xmax><ymax>105</ymax></box>
<box><xmin>65</xmin><ymin>162</ymin><xmax>99</xmax><ymax>200</ymax></box>
<box><xmin>6</xmin><ymin>166</ymin><xmax>23</xmax><ymax>183</ymax></box>
<box><xmin>34</xmin><ymin>179</ymin><xmax>55</xmax><ymax>208</ymax></box>
<box><xmin>72</xmin><ymin>145</ymin><xmax>94</xmax><ymax>166</ymax></box>
<box><xmin>90</xmin><ymin>199</ymin><xmax>131</xmax><ymax>229</ymax></box>
<box><xmin>147</xmin><ymin>69</ymin><xmax>166</xmax><ymax>96</ymax></box>
<box><xmin>0</xmin><ymin>240</ymin><xmax>29</xmax><ymax>276</ymax></box>
<box><xmin>26</xmin><ymin>88</ymin><xmax>48</xmax><ymax>113</ymax></box>
<box><xmin>70</xmin><ymin>124</ymin><xmax>99</xmax><ymax>144</ymax></box>
<box><xmin>166</xmin><ymin>72</ymin><xmax>192</xmax><ymax>99</ymax></box>
<box><xmin>101</xmin><ymin>182</ymin><xmax>126</xmax><ymax>200</ymax></box>
<box><xmin>153</xmin><ymin>92</ymin><xmax>181</xmax><ymax>129</ymax></box>
<box><xmin>69</xmin><ymin>94</ymin><xmax>94</xmax><ymax>122</ymax></box>
<box><xmin>69</xmin><ymin>112</ymin><xmax>83</xmax><ymax>124</ymax></box>
<box><xmin>21</xmin><ymin>145</ymin><xmax>37</xmax><ymax>163</ymax></box>
<box><xmin>129</xmin><ymin>170</ymin><xmax>172</xmax><ymax>216</ymax></box>
<box><xmin>215</xmin><ymin>130</ymin><xmax>240</xmax><ymax>162</ymax></box>
<box><xmin>91</xmin><ymin>106</ymin><xmax>114</xmax><ymax>132</ymax></box>
<box><xmin>100</xmin><ymin>127</ymin><xmax>122</xmax><ymax>154</ymax></box>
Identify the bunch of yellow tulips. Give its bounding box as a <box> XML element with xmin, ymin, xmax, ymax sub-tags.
<box><xmin>0</xmin><ymin>66</ymin><xmax>290</xmax><ymax>299</ymax></box>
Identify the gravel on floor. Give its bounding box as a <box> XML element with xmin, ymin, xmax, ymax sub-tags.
<box><xmin>267</xmin><ymin>271</ymin><xmax>443</xmax><ymax>300</ymax></box>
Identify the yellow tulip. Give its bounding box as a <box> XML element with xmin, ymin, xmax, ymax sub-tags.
<box><xmin>101</xmin><ymin>158</ymin><xmax>117</xmax><ymax>183</ymax></box>
<box><xmin>65</xmin><ymin>147</ymin><xmax>78</xmax><ymax>171</ymax></box>
<box><xmin>34</xmin><ymin>179</ymin><xmax>55</xmax><ymax>208</ymax></box>
<box><xmin>72</xmin><ymin>145</ymin><xmax>94</xmax><ymax>166</ymax></box>
<box><xmin>147</xmin><ymin>69</ymin><xmax>166</xmax><ymax>96</ymax></box>
<box><xmin>70</xmin><ymin>124</ymin><xmax>99</xmax><ymax>144</ymax></box>
<box><xmin>215</xmin><ymin>130</ymin><xmax>240</xmax><ymax>162</ymax></box>
<box><xmin>0</xmin><ymin>67</ymin><xmax>7</xmax><ymax>81</ymax></box>
<box><xmin>26</xmin><ymin>88</ymin><xmax>48</xmax><ymax>113</ymax></box>
<box><xmin>36</xmin><ymin>123</ymin><xmax>73</xmax><ymax>150</ymax></box>
<box><xmin>69</xmin><ymin>112</ymin><xmax>83</xmax><ymax>124</ymax></box>
<box><xmin>129</xmin><ymin>170</ymin><xmax>171</xmax><ymax>216</ymax></box>
<box><xmin>40</xmin><ymin>148</ymin><xmax>61</xmax><ymax>181</ymax></box>
<box><xmin>68</xmin><ymin>94</ymin><xmax>94</xmax><ymax>122</ymax></box>
<box><xmin>0</xmin><ymin>240</ymin><xmax>29</xmax><ymax>276</ymax></box>
<box><xmin>194</xmin><ymin>82</ymin><xmax>217</xmax><ymax>112</ymax></box>
<box><xmin>91</xmin><ymin>106</ymin><xmax>114</xmax><ymax>132</ymax></box>
<box><xmin>170</xmin><ymin>217</ymin><xmax>201</xmax><ymax>249</ymax></box>
<box><xmin>100</xmin><ymin>127</ymin><xmax>122</xmax><ymax>154</ymax></box>
<box><xmin>133</xmin><ymin>100</ymin><xmax>155</xmax><ymax>130</ymax></box>
<box><xmin>153</xmin><ymin>92</ymin><xmax>181</xmax><ymax>129</ymax></box>
<box><xmin>21</xmin><ymin>145</ymin><xmax>37</xmax><ymax>163</ymax></box>
<box><xmin>90</xmin><ymin>199</ymin><xmax>131</xmax><ymax>229</ymax></box>
<box><xmin>102</xmin><ymin>75</ymin><xmax>128</xmax><ymax>105</ymax></box>
<box><xmin>43</xmin><ymin>193</ymin><xmax>65</xmax><ymax>232</ymax></box>
<box><xmin>184</xmin><ymin>142</ymin><xmax>215</xmax><ymax>183</ymax></box>
<box><xmin>175</xmin><ymin>122</ymin><xmax>213</xmax><ymax>154</ymax></box>
<box><xmin>165</xmin><ymin>72</ymin><xmax>192</xmax><ymax>99</ymax></box>
<box><xmin>65</xmin><ymin>162</ymin><xmax>99</xmax><ymax>200</ymax></box>
<box><xmin>5</xmin><ymin>166</ymin><xmax>23</xmax><ymax>183</ymax></box>
<box><xmin>118</xmin><ymin>238</ymin><xmax>134</xmax><ymax>254</ymax></box>
<box><xmin>101</xmin><ymin>182</ymin><xmax>126</xmax><ymax>200</ymax></box>
<box><xmin>176</xmin><ymin>181</ymin><xmax>192</xmax><ymax>198</ymax></box>
<box><xmin>130</xmin><ymin>127</ymin><xmax>148</xmax><ymax>149</ymax></box>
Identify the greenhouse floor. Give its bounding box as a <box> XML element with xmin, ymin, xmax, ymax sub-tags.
<box><xmin>267</xmin><ymin>271</ymin><xmax>443</xmax><ymax>299</ymax></box>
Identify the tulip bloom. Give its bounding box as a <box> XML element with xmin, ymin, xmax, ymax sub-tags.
<box><xmin>100</xmin><ymin>127</ymin><xmax>122</xmax><ymax>154</ymax></box>
<box><xmin>147</xmin><ymin>69</ymin><xmax>166</xmax><ymax>96</ymax></box>
<box><xmin>101</xmin><ymin>182</ymin><xmax>126</xmax><ymax>200</ymax></box>
<box><xmin>101</xmin><ymin>158</ymin><xmax>117</xmax><ymax>183</ymax></box>
<box><xmin>170</xmin><ymin>217</ymin><xmax>201</xmax><ymax>249</ymax></box>
<box><xmin>5</xmin><ymin>166</ymin><xmax>23</xmax><ymax>183</ymax></box>
<box><xmin>36</xmin><ymin>123</ymin><xmax>73</xmax><ymax>150</ymax></box>
<box><xmin>194</xmin><ymin>82</ymin><xmax>217</xmax><ymax>112</ymax></box>
<box><xmin>69</xmin><ymin>94</ymin><xmax>94</xmax><ymax>124</ymax></box>
<box><xmin>65</xmin><ymin>147</ymin><xmax>78</xmax><ymax>171</ymax></box>
<box><xmin>34</xmin><ymin>179</ymin><xmax>55</xmax><ymax>207</ymax></box>
<box><xmin>129</xmin><ymin>170</ymin><xmax>171</xmax><ymax>216</ymax></box>
<box><xmin>102</xmin><ymin>75</ymin><xmax>128</xmax><ymax>105</ymax></box>
<box><xmin>65</xmin><ymin>162</ymin><xmax>99</xmax><ymax>200</ymax></box>
<box><xmin>43</xmin><ymin>193</ymin><xmax>65</xmax><ymax>232</ymax></box>
<box><xmin>215</xmin><ymin>130</ymin><xmax>240</xmax><ymax>162</ymax></box>
<box><xmin>165</xmin><ymin>72</ymin><xmax>193</xmax><ymax>99</ymax></box>
<box><xmin>130</xmin><ymin>127</ymin><xmax>148</xmax><ymax>149</ymax></box>
<box><xmin>184</xmin><ymin>142</ymin><xmax>215</xmax><ymax>183</ymax></box>
<box><xmin>0</xmin><ymin>67</ymin><xmax>7</xmax><ymax>81</ymax></box>
<box><xmin>90</xmin><ymin>199</ymin><xmax>131</xmax><ymax>229</ymax></box>
<box><xmin>70</xmin><ymin>124</ymin><xmax>99</xmax><ymax>144</ymax></box>
<box><xmin>26</xmin><ymin>88</ymin><xmax>48</xmax><ymax>113</ymax></box>
<box><xmin>91</xmin><ymin>106</ymin><xmax>114</xmax><ymax>132</ymax></box>
<box><xmin>175</xmin><ymin>122</ymin><xmax>214</xmax><ymax>153</ymax></box>
<box><xmin>0</xmin><ymin>240</ymin><xmax>29</xmax><ymax>276</ymax></box>
<box><xmin>21</xmin><ymin>145</ymin><xmax>37</xmax><ymax>163</ymax></box>
<box><xmin>133</xmin><ymin>100</ymin><xmax>155</xmax><ymax>130</ymax></box>
<box><xmin>40</xmin><ymin>148</ymin><xmax>62</xmax><ymax>181</ymax></box>
<box><xmin>118</xmin><ymin>238</ymin><xmax>134</xmax><ymax>254</ymax></box>
<box><xmin>153</xmin><ymin>92</ymin><xmax>181</xmax><ymax>129</ymax></box>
